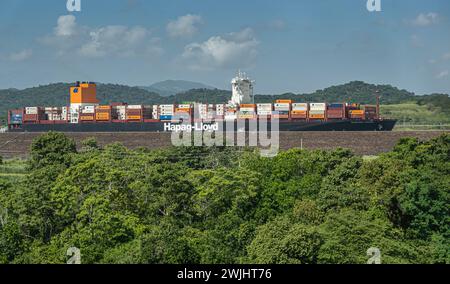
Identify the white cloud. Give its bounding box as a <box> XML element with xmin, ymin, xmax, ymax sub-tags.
<box><xmin>443</xmin><ymin>52</ymin><xmax>450</xmax><ymax>61</ymax></box>
<box><xmin>55</xmin><ymin>15</ymin><xmax>77</xmax><ymax>36</ymax></box>
<box><xmin>79</xmin><ymin>25</ymin><xmax>162</xmax><ymax>57</ymax></box>
<box><xmin>268</xmin><ymin>20</ymin><xmax>286</xmax><ymax>30</ymax></box>
<box><xmin>182</xmin><ymin>28</ymin><xmax>259</xmax><ymax>70</ymax></box>
<box><xmin>436</xmin><ymin>70</ymin><xmax>449</xmax><ymax>79</ymax></box>
<box><xmin>410</xmin><ymin>34</ymin><xmax>423</xmax><ymax>47</ymax></box>
<box><xmin>9</xmin><ymin>49</ymin><xmax>33</xmax><ymax>61</ymax></box>
<box><xmin>42</xmin><ymin>15</ymin><xmax>162</xmax><ymax>59</ymax></box>
<box><xmin>411</xmin><ymin>13</ymin><xmax>439</xmax><ymax>27</ymax></box>
<box><xmin>167</xmin><ymin>14</ymin><xmax>203</xmax><ymax>38</ymax></box>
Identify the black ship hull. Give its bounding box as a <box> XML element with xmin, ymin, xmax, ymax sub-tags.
<box><xmin>8</xmin><ymin>119</ymin><xmax>397</xmax><ymax>132</ymax></box>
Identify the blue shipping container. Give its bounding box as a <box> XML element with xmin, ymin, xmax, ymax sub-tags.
<box><xmin>10</xmin><ymin>114</ymin><xmax>23</xmax><ymax>124</ymax></box>
<box><xmin>329</xmin><ymin>103</ymin><xmax>344</xmax><ymax>108</ymax></box>
<box><xmin>160</xmin><ymin>115</ymin><xmax>172</xmax><ymax>120</ymax></box>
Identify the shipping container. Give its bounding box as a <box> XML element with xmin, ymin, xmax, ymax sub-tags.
<box><xmin>310</xmin><ymin>103</ymin><xmax>326</xmax><ymax>110</ymax></box>
<box><xmin>240</xmin><ymin>104</ymin><xmax>256</xmax><ymax>108</ymax></box>
<box><xmin>175</xmin><ymin>108</ymin><xmax>191</xmax><ymax>113</ymax></box>
<box><xmin>329</xmin><ymin>103</ymin><xmax>344</xmax><ymax>108</ymax></box>
<box><xmin>80</xmin><ymin>115</ymin><xmax>94</xmax><ymax>121</ymax></box>
<box><xmin>327</xmin><ymin>108</ymin><xmax>344</xmax><ymax>119</ymax></box>
<box><xmin>292</xmin><ymin>103</ymin><xmax>308</xmax><ymax>111</ymax></box>
<box><xmin>127</xmin><ymin>115</ymin><xmax>142</xmax><ymax>120</ymax></box>
<box><xmin>96</xmin><ymin>113</ymin><xmax>110</xmax><ymax>120</ymax></box>
<box><xmin>160</xmin><ymin>115</ymin><xmax>172</xmax><ymax>121</ymax></box>
<box><xmin>128</xmin><ymin>105</ymin><xmax>143</xmax><ymax>109</ymax></box>
<box><xmin>96</xmin><ymin>105</ymin><xmax>112</xmax><ymax>110</ymax></box>
<box><xmin>309</xmin><ymin>114</ymin><xmax>325</xmax><ymax>119</ymax></box>
<box><xmin>276</xmin><ymin>100</ymin><xmax>293</xmax><ymax>104</ymax></box>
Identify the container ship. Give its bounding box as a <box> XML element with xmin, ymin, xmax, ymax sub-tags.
<box><xmin>7</xmin><ymin>72</ymin><xmax>396</xmax><ymax>132</ymax></box>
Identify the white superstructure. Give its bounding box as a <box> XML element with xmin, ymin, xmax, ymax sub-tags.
<box><xmin>229</xmin><ymin>70</ymin><xmax>254</xmax><ymax>106</ymax></box>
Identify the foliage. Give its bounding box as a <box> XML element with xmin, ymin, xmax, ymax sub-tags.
<box><xmin>0</xmin><ymin>133</ymin><xmax>448</xmax><ymax>264</ymax></box>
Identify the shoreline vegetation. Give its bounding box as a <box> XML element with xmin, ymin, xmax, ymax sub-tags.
<box><xmin>0</xmin><ymin>132</ymin><xmax>448</xmax><ymax>264</ymax></box>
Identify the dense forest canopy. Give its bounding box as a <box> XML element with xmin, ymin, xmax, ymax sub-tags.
<box><xmin>1</xmin><ymin>81</ymin><xmax>449</xmax><ymax>125</ymax></box>
<box><xmin>0</xmin><ymin>132</ymin><xmax>448</xmax><ymax>264</ymax></box>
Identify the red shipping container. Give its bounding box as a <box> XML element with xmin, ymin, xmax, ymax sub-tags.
<box><xmin>23</xmin><ymin>114</ymin><xmax>39</xmax><ymax>121</ymax></box>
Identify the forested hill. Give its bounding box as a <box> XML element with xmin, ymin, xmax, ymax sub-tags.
<box><xmin>1</xmin><ymin>81</ymin><xmax>449</xmax><ymax>124</ymax></box>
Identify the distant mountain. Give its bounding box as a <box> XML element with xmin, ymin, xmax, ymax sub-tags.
<box><xmin>140</xmin><ymin>80</ymin><xmax>215</xmax><ymax>96</ymax></box>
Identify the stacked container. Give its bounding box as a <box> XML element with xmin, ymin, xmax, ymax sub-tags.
<box><xmin>113</xmin><ymin>105</ymin><xmax>127</xmax><ymax>121</ymax></box>
<box><xmin>239</xmin><ymin>104</ymin><xmax>256</xmax><ymax>119</ymax></box>
<box><xmin>198</xmin><ymin>104</ymin><xmax>215</xmax><ymax>120</ymax></box>
<box><xmin>364</xmin><ymin>106</ymin><xmax>377</xmax><ymax>120</ymax></box>
<box><xmin>62</xmin><ymin>107</ymin><xmax>69</xmax><ymax>121</ymax></box>
<box><xmin>225</xmin><ymin>105</ymin><xmax>237</xmax><ymax>120</ymax></box>
<box><xmin>174</xmin><ymin>104</ymin><xmax>192</xmax><ymax>121</ymax></box>
<box><xmin>309</xmin><ymin>103</ymin><xmax>326</xmax><ymax>119</ymax></box>
<box><xmin>9</xmin><ymin>110</ymin><xmax>23</xmax><ymax>125</ymax></box>
<box><xmin>127</xmin><ymin>105</ymin><xmax>143</xmax><ymax>121</ymax></box>
<box><xmin>160</xmin><ymin>104</ymin><xmax>174</xmax><ymax>121</ymax></box>
<box><xmin>24</xmin><ymin>107</ymin><xmax>42</xmax><ymax>122</ymax></box>
<box><xmin>215</xmin><ymin>104</ymin><xmax>225</xmax><ymax>119</ymax></box>
<box><xmin>143</xmin><ymin>106</ymin><xmax>153</xmax><ymax>120</ymax></box>
<box><xmin>327</xmin><ymin>103</ymin><xmax>345</xmax><ymax>119</ymax></box>
<box><xmin>257</xmin><ymin>104</ymin><xmax>273</xmax><ymax>116</ymax></box>
<box><xmin>95</xmin><ymin>105</ymin><xmax>111</xmax><ymax>121</ymax></box>
<box><xmin>152</xmin><ymin>105</ymin><xmax>159</xmax><ymax>120</ymax></box>
<box><xmin>79</xmin><ymin>105</ymin><xmax>95</xmax><ymax>122</ymax></box>
<box><xmin>349</xmin><ymin>110</ymin><xmax>365</xmax><ymax>119</ymax></box>
<box><xmin>273</xmin><ymin>102</ymin><xmax>290</xmax><ymax>119</ymax></box>
<box><xmin>291</xmin><ymin>103</ymin><xmax>308</xmax><ymax>119</ymax></box>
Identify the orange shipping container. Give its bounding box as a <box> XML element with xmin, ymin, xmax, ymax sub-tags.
<box><xmin>276</xmin><ymin>100</ymin><xmax>292</xmax><ymax>104</ymax></box>
<box><xmin>309</xmin><ymin>114</ymin><xmax>325</xmax><ymax>119</ymax></box>
<box><xmin>240</xmin><ymin>104</ymin><xmax>256</xmax><ymax>108</ymax></box>
<box><xmin>350</xmin><ymin>110</ymin><xmax>364</xmax><ymax>115</ymax></box>
<box><xmin>80</xmin><ymin>115</ymin><xmax>94</xmax><ymax>121</ymax></box>
<box><xmin>175</xmin><ymin>108</ymin><xmax>191</xmax><ymax>113</ymax></box>
<box><xmin>96</xmin><ymin>106</ymin><xmax>111</xmax><ymax>110</ymax></box>
<box><xmin>291</xmin><ymin>110</ymin><xmax>307</xmax><ymax>115</ymax></box>
<box><xmin>127</xmin><ymin>115</ymin><xmax>142</xmax><ymax>120</ymax></box>
<box><xmin>96</xmin><ymin>113</ymin><xmax>110</xmax><ymax>120</ymax></box>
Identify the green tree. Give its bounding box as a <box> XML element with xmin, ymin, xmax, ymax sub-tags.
<box><xmin>29</xmin><ymin>132</ymin><xmax>77</xmax><ymax>168</ymax></box>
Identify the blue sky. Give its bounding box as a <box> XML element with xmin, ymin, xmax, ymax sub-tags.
<box><xmin>0</xmin><ymin>0</ymin><xmax>449</xmax><ymax>95</ymax></box>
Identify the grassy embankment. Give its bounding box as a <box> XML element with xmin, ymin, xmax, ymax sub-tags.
<box><xmin>380</xmin><ymin>103</ymin><xmax>450</xmax><ymax>130</ymax></box>
<box><xmin>0</xmin><ymin>158</ymin><xmax>28</xmax><ymax>183</ymax></box>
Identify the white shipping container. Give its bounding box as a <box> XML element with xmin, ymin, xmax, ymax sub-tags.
<box><xmin>274</xmin><ymin>107</ymin><xmax>290</xmax><ymax>112</ymax></box>
<box><xmin>310</xmin><ymin>103</ymin><xmax>326</xmax><ymax>110</ymax></box>
<box><xmin>239</xmin><ymin>107</ymin><xmax>256</xmax><ymax>112</ymax></box>
<box><xmin>178</xmin><ymin>104</ymin><xmax>191</xmax><ymax>109</ymax></box>
<box><xmin>309</xmin><ymin>110</ymin><xmax>325</xmax><ymax>114</ymax></box>
<box><xmin>257</xmin><ymin>110</ymin><xmax>272</xmax><ymax>115</ymax></box>
<box><xmin>274</xmin><ymin>103</ymin><xmax>290</xmax><ymax>108</ymax></box>
<box><xmin>292</xmin><ymin>103</ymin><xmax>308</xmax><ymax>110</ymax></box>
<box><xmin>25</xmin><ymin>107</ymin><xmax>38</xmax><ymax>115</ymax></box>
<box><xmin>128</xmin><ymin>105</ymin><xmax>142</xmax><ymax>109</ymax></box>
<box><xmin>225</xmin><ymin>114</ymin><xmax>237</xmax><ymax>120</ymax></box>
